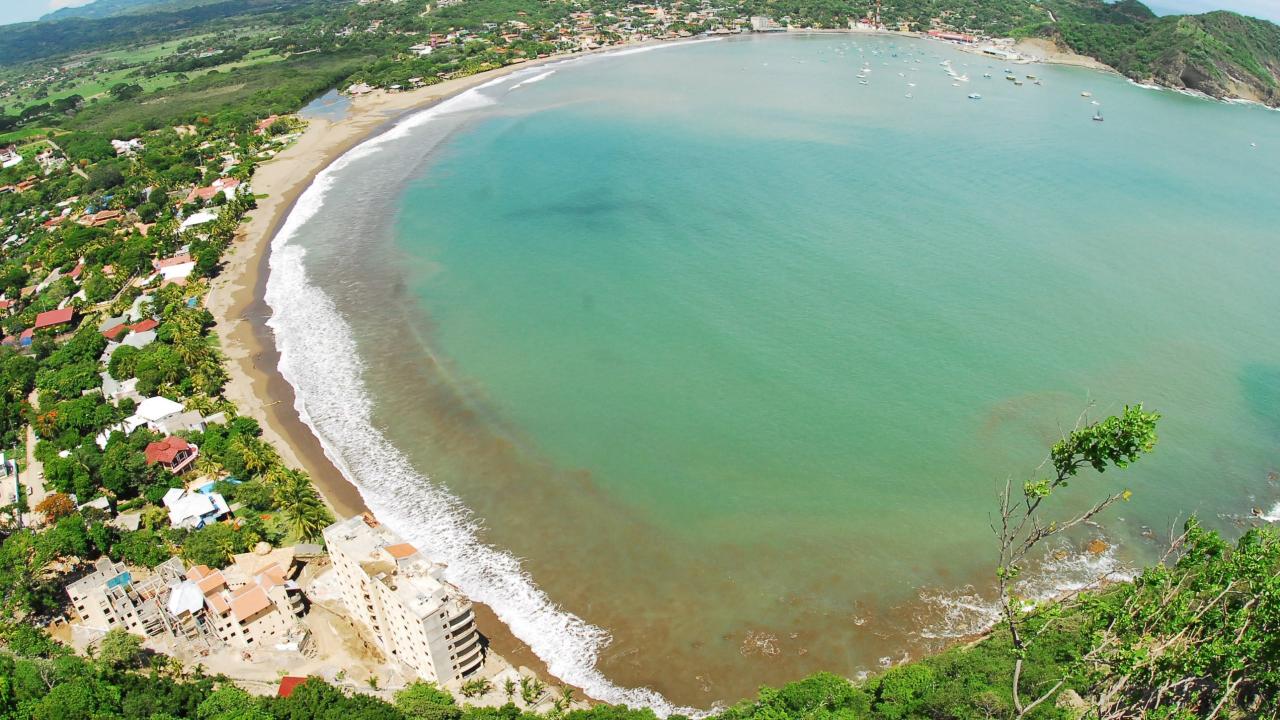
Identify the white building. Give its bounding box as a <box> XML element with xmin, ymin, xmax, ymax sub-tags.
<box><xmin>0</xmin><ymin>146</ymin><xmax>21</xmax><ymax>169</ymax></box>
<box><xmin>161</xmin><ymin>487</ymin><xmax>229</xmax><ymax>529</ymax></box>
<box><xmin>323</xmin><ymin>515</ymin><xmax>483</xmax><ymax>683</ymax></box>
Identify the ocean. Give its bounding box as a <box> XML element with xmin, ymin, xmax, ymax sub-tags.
<box><xmin>264</xmin><ymin>34</ymin><xmax>1280</xmax><ymax>712</ymax></box>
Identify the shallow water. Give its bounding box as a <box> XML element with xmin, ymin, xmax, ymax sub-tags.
<box><xmin>268</xmin><ymin>34</ymin><xmax>1280</xmax><ymax>710</ymax></box>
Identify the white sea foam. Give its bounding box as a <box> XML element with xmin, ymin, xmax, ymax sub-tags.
<box><xmin>1261</xmin><ymin>501</ymin><xmax>1280</xmax><ymax>523</ymax></box>
<box><xmin>263</xmin><ymin>106</ymin><xmax>700</xmax><ymax>718</ymax></box>
<box><xmin>607</xmin><ymin>36</ymin><xmax>723</xmax><ymax>57</ymax></box>
<box><xmin>511</xmin><ymin>70</ymin><xmax>556</xmax><ymax>90</ymax></box>
<box><xmin>916</xmin><ymin>541</ymin><xmax>1132</xmax><ymax>641</ymax></box>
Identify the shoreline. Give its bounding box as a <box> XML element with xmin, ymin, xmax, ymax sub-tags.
<box><xmin>201</xmin><ymin>29</ymin><xmax>1261</xmax><ymax>708</ymax></box>
<box><xmin>203</xmin><ymin>54</ymin><xmax>584</xmax><ymax>685</ymax></box>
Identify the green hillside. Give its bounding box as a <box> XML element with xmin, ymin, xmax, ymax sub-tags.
<box><xmin>1046</xmin><ymin>1</ymin><xmax>1280</xmax><ymax>104</ymax></box>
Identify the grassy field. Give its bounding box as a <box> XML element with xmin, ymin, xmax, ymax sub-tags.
<box><xmin>5</xmin><ymin>49</ymin><xmax>288</xmax><ymax>115</ymax></box>
<box><xmin>70</xmin><ymin>50</ymin><xmax>377</xmax><ymax>131</ymax></box>
<box><xmin>0</xmin><ymin>126</ymin><xmax>55</xmax><ymax>144</ymax></box>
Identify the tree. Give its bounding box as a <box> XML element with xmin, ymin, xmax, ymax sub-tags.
<box><xmin>274</xmin><ymin>472</ymin><xmax>332</xmax><ymax>543</ymax></box>
<box><xmin>34</xmin><ymin>493</ymin><xmax>76</xmax><ymax>524</ymax></box>
<box><xmin>182</xmin><ymin>522</ymin><xmax>240</xmax><ymax>567</ymax></box>
<box><xmin>109</xmin><ymin>83</ymin><xmax>144</xmax><ymax>101</ymax></box>
<box><xmin>97</xmin><ymin>627</ymin><xmax>143</xmax><ymax>669</ymax></box>
<box><xmin>994</xmin><ymin>405</ymin><xmax>1159</xmax><ymax>719</ymax></box>
<box><xmin>395</xmin><ymin>682</ymin><xmax>460</xmax><ymax>720</ymax></box>
<box><xmin>197</xmin><ymin>685</ymin><xmax>271</xmax><ymax>720</ymax></box>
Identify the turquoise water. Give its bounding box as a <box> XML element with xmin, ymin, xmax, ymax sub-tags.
<box><xmin>280</xmin><ymin>35</ymin><xmax>1280</xmax><ymax>706</ymax></box>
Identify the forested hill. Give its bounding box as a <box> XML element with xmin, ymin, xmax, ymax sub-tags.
<box><xmin>39</xmin><ymin>0</ymin><xmax>225</xmax><ymax>22</ymax></box>
<box><xmin>1047</xmin><ymin>1</ymin><xmax>1280</xmax><ymax>106</ymax></box>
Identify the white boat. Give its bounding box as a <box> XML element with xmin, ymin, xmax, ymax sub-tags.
<box><xmin>983</xmin><ymin>72</ymin><xmax>992</xmax><ymax>78</ymax></box>
<box><xmin>1081</xmin><ymin>91</ymin><xmax>1092</xmax><ymax>97</ymax></box>
<box><xmin>968</xmin><ymin>93</ymin><xmax>982</xmax><ymax>99</ymax></box>
<box><xmin>1093</xmin><ymin>109</ymin><xmax>1104</xmax><ymax>122</ymax></box>
<box><xmin>905</xmin><ymin>93</ymin><xmax>913</xmax><ymax>98</ymax></box>
<box><xmin>859</xmin><ymin>80</ymin><xmax>869</xmax><ymax>85</ymax></box>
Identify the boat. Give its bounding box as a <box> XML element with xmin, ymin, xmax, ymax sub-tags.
<box><xmin>1034</xmin><ymin>80</ymin><xmax>1042</xmax><ymax>85</ymax></box>
<box><xmin>983</xmin><ymin>72</ymin><xmax>992</xmax><ymax>78</ymax></box>
<box><xmin>859</xmin><ymin>80</ymin><xmax>869</xmax><ymax>85</ymax></box>
<box><xmin>1013</xmin><ymin>80</ymin><xmax>1024</xmax><ymax>86</ymax></box>
<box><xmin>1005</xmin><ymin>75</ymin><xmax>1016</xmax><ymax>82</ymax></box>
<box><xmin>1091</xmin><ymin>100</ymin><xmax>1100</xmax><ymax>105</ymax></box>
<box><xmin>968</xmin><ymin>93</ymin><xmax>982</xmax><ymax>99</ymax></box>
<box><xmin>1081</xmin><ymin>91</ymin><xmax>1092</xmax><ymax>97</ymax></box>
<box><xmin>905</xmin><ymin>93</ymin><xmax>913</xmax><ymax>98</ymax></box>
<box><xmin>1026</xmin><ymin>74</ymin><xmax>1037</xmax><ymax>79</ymax></box>
<box><xmin>1093</xmin><ymin>109</ymin><xmax>1104</xmax><ymax>122</ymax></box>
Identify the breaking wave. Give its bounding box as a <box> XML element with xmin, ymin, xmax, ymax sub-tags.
<box><xmin>511</xmin><ymin>70</ymin><xmax>556</xmax><ymax>90</ymax></box>
<box><xmin>916</xmin><ymin>541</ymin><xmax>1133</xmax><ymax>641</ymax></box>
<box><xmin>263</xmin><ymin>83</ymin><xmax>699</xmax><ymax>718</ymax></box>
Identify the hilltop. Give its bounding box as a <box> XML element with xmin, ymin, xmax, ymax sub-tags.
<box><xmin>39</xmin><ymin>0</ymin><xmax>227</xmax><ymax>23</ymax></box>
<box><xmin>1045</xmin><ymin>1</ymin><xmax>1280</xmax><ymax>104</ymax></box>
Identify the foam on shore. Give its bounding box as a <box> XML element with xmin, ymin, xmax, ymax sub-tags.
<box><xmin>263</xmin><ymin>82</ymin><xmax>700</xmax><ymax>718</ymax></box>
<box><xmin>916</xmin><ymin>541</ymin><xmax>1132</xmax><ymax>641</ymax></box>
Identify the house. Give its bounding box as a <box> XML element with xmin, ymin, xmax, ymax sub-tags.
<box><xmin>928</xmin><ymin>30</ymin><xmax>977</xmax><ymax>44</ymax></box>
<box><xmin>409</xmin><ymin>43</ymin><xmax>434</xmax><ymax>56</ymax></box>
<box><xmin>78</xmin><ymin>209</ymin><xmax>123</xmax><ymax>228</ymax></box>
<box><xmin>179</xmin><ymin>210</ymin><xmax>219</xmax><ymax>232</ymax></box>
<box><xmin>111</xmin><ymin>138</ymin><xmax>144</xmax><ymax>156</ymax></box>
<box><xmin>154</xmin><ymin>254</ymin><xmax>197</xmax><ymax>285</ymax></box>
<box><xmin>0</xmin><ymin>146</ymin><xmax>20</xmax><ymax>169</ymax></box>
<box><xmin>95</xmin><ymin>396</ymin><xmax>210</xmax><ymax>448</ymax></box>
<box><xmin>145</xmin><ymin>436</ymin><xmax>199</xmax><ymax>474</ymax></box>
<box><xmin>323</xmin><ymin>514</ymin><xmax>484</xmax><ymax>683</ymax></box>
<box><xmin>162</xmin><ymin>487</ymin><xmax>230</xmax><ymax>529</ymax></box>
<box><xmin>254</xmin><ymin>116</ymin><xmax>280</xmax><ymax>136</ymax></box>
<box><xmin>100</xmin><ymin>371</ymin><xmax>139</xmax><ymax>402</ymax></box>
<box><xmin>33</xmin><ymin>307</ymin><xmax>76</xmax><ymax>333</ymax></box>
<box><xmin>184</xmin><ymin>177</ymin><xmax>241</xmax><ymax>205</ymax></box>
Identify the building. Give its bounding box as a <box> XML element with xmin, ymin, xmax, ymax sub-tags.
<box><xmin>750</xmin><ymin>16</ymin><xmax>784</xmax><ymax>32</ymax></box>
<box><xmin>145</xmin><ymin>436</ymin><xmax>199</xmax><ymax>474</ymax></box>
<box><xmin>180</xmin><ymin>551</ymin><xmax>304</xmax><ymax>649</ymax></box>
<box><xmin>161</xmin><ymin>487</ymin><xmax>229</xmax><ymax>529</ymax></box>
<box><xmin>66</xmin><ymin>556</ymin><xmax>188</xmax><ymax>637</ymax></box>
<box><xmin>33</xmin><ymin>307</ymin><xmax>76</xmax><ymax>332</ymax></box>
<box><xmin>184</xmin><ymin>177</ymin><xmax>241</xmax><ymax>205</ymax></box>
<box><xmin>67</xmin><ymin>551</ymin><xmax>304</xmax><ymax>651</ymax></box>
<box><xmin>0</xmin><ymin>146</ymin><xmax>21</xmax><ymax>169</ymax></box>
<box><xmin>323</xmin><ymin>515</ymin><xmax>483</xmax><ymax>683</ymax></box>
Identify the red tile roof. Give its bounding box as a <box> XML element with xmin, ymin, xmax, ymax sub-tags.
<box><xmin>33</xmin><ymin>307</ymin><xmax>74</xmax><ymax>330</ymax></box>
<box><xmin>102</xmin><ymin>324</ymin><xmax>129</xmax><ymax>341</ymax></box>
<box><xmin>130</xmin><ymin>318</ymin><xmax>159</xmax><ymax>333</ymax></box>
<box><xmin>145</xmin><ymin>436</ymin><xmax>193</xmax><ymax>465</ymax></box>
<box><xmin>277</xmin><ymin>676</ymin><xmax>308</xmax><ymax>698</ymax></box>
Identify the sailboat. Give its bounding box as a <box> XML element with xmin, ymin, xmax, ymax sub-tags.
<box><xmin>1093</xmin><ymin>108</ymin><xmax>1104</xmax><ymax>122</ymax></box>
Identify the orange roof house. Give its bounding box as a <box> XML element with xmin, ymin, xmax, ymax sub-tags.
<box><xmin>33</xmin><ymin>307</ymin><xmax>75</xmax><ymax>331</ymax></box>
<box><xmin>144</xmin><ymin>436</ymin><xmax>198</xmax><ymax>474</ymax></box>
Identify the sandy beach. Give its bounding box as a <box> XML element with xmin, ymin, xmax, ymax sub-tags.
<box><xmin>203</xmin><ymin>56</ymin><xmax>579</xmax><ymax>682</ymax></box>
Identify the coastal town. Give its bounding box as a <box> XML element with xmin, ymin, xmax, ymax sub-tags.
<box><xmin>0</xmin><ymin>35</ymin><xmax>577</xmax><ymax>709</ymax></box>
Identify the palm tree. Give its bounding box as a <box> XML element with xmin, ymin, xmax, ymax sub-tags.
<box><xmin>233</xmin><ymin>437</ymin><xmax>274</xmax><ymax>478</ymax></box>
<box><xmin>504</xmin><ymin>678</ymin><xmax>517</xmax><ymax>703</ymax></box>
<box><xmin>275</xmin><ymin>474</ymin><xmax>332</xmax><ymax>542</ymax></box>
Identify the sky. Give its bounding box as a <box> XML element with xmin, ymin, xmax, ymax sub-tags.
<box><xmin>0</xmin><ymin>0</ymin><xmax>1276</xmax><ymax>27</ymax></box>
<box><xmin>0</xmin><ymin>0</ymin><xmax>94</xmax><ymax>26</ymax></box>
